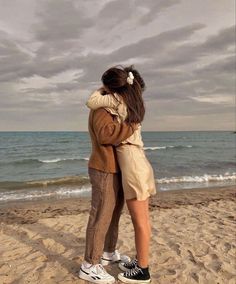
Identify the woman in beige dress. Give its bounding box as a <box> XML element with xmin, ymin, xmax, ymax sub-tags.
<box><xmin>86</xmin><ymin>65</ymin><xmax>156</xmax><ymax>284</ymax></box>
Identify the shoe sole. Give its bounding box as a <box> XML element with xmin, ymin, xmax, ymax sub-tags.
<box><xmin>118</xmin><ymin>273</ymin><xmax>151</xmax><ymax>284</ymax></box>
<box><xmin>79</xmin><ymin>270</ymin><xmax>116</xmax><ymax>284</ymax></box>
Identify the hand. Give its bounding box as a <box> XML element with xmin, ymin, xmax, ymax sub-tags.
<box><xmin>132</xmin><ymin>123</ymin><xmax>140</xmax><ymax>130</ymax></box>
<box><xmin>98</xmin><ymin>87</ymin><xmax>108</xmax><ymax>96</ymax></box>
<box><xmin>98</xmin><ymin>86</ymin><xmax>105</xmax><ymax>92</ymax></box>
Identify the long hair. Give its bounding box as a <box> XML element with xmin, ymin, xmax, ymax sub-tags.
<box><xmin>101</xmin><ymin>65</ymin><xmax>146</xmax><ymax>124</ymax></box>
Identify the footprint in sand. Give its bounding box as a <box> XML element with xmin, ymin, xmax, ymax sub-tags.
<box><xmin>167</xmin><ymin>241</ymin><xmax>181</xmax><ymax>256</ymax></box>
<box><xmin>224</xmin><ymin>242</ymin><xmax>231</xmax><ymax>253</ymax></box>
<box><xmin>41</xmin><ymin>238</ymin><xmax>65</xmax><ymax>254</ymax></box>
<box><xmin>207</xmin><ymin>253</ymin><xmax>222</xmax><ymax>272</ymax></box>
<box><xmin>190</xmin><ymin>271</ymin><xmax>199</xmax><ymax>283</ymax></box>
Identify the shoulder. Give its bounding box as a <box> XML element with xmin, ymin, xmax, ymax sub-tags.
<box><xmin>93</xmin><ymin>108</ymin><xmax>110</xmax><ymax>115</ymax></box>
<box><xmin>91</xmin><ymin>108</ymin><xmax>115</xmax><ymax>122</ymax></box>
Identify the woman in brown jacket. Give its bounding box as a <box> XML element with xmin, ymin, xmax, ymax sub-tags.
<box><xmin>79</xmin><ymin>90</ymin><xmax>136</xmax><ymax>283</ymax></box>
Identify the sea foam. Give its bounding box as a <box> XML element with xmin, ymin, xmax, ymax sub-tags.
<box><xmin>144</xmin><ymin>145</ymin><xmax>193</xmax><ymax>151</ymax></box>
<box><xmin>157</xmin><ymin>173</ymin><xmax>236</xmax><ymax>184</ymax></box>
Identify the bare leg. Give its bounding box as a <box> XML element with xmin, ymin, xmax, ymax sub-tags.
<box><xmin>126</xmin><ymin>198</ymin><xmax>151</xmax><ymax>268</ymax></box>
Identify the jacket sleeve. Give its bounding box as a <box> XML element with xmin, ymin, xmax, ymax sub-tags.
<box><xmin>92</xmin><ymin>108</ymin><xmax>136</xmax><ymax>145</ymax></box>
<box><xmin>86</xmin><ymin>90</ymin><xmax>119</xmax><ymax>110</ymax></box>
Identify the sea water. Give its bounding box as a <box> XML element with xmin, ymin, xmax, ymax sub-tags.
<box><xmin>0</xmin><ymin>131</ymin><xmax>235</xmax><ymax>203</ymax></box>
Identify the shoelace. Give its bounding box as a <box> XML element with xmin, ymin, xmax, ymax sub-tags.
<box><xmin>124</xmin><ymin>258</ymin><xmax>137</xmax><ymax>268</ymax></box>
<box><xmin>124</xmin><ymin>266</ymin><xmax>143</xmax><ymax>277</ymax></box>
<box><xmin>94</xmin><ymin>264</ymin><xmax>108</xmax><ymax>275</ymax></box>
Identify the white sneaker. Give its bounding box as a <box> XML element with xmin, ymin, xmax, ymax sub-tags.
<box><xmin>79</xmin><ymin>262</ymin><xmax>115</xmax><ymax>283</ymax></box>
<box><xmin>101</xmin><ymin>250</ymin><xmax>131</xmax><ymax>266</ymax></box>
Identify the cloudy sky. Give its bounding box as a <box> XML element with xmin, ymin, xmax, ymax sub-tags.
<box><xmin>0</xmin><ymin>0</ymin><xmax>235</xmax><ymax>131</ymax></box>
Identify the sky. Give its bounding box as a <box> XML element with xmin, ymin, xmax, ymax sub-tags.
<box><xmin>0</xmin><ymin>0</ymin><xmax>235</xmax><ymax>131</ymax></box>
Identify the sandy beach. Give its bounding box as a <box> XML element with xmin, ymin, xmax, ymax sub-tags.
<box><xmin>0</xmin><ymin>186</ymin><xmax>235</xmax><ymax>284</ymax></box>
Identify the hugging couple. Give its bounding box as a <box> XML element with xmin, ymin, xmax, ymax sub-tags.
<box><xmin>79</xmin><ymin>65</ymin><xmax>156</xmax><ymax>283</ymax></box>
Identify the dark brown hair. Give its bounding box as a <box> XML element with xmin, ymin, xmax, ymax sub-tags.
<box><xmin>101</xmin><ymin>65</ymin><xmax>146</xmax><ymax>124</ymax></box>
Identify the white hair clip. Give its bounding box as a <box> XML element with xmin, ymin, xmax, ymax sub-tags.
<box><xmin>127</xmin><ymin>71</ymin><xmax>134</xmax><ymax>85</ymax></box>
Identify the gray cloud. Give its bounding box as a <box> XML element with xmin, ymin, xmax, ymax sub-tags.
<box><xmin>72</xmin><ymin>23</ymin><xmax>206</xmax><ymax>87</ymax></box>
<box><xmin>0</xmin><ymin>31</ymin><xmax>33</xmax><ymax>82</ymax></box>
<box><xmin>98</xmin><ymin>0</ymin><xmax>181</xmax><ymax>27</ymax></box>
<box><xmin>135</xmin><ymin>0</ymin><xmax>181</xmax><ymax>25</ymax></box>
<box><xmin>0</xmin><ymin>0</ymin><xmax>235</xmax><ymax>130</ymax></box>
<box><xmin>97</xmin><ymin>0</ymin><xmax>134</xmax><ymax>28</ymax></box>
<box><xmin>200</xmin><ymin>25</ymin><xmax>235</xmax><ymax>52</ymax></box>
<box><xmin>195</xmin><ymin>55</ymin><xmax>235</xmax><ymax>75</ymax></box>
<box><xmin>34</xmin><ymin>0</ymin><xmax>93</xmax><ymax>42</ymax></box>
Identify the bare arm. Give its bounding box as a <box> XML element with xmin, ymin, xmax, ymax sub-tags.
<box><xmin>92</xmin><ymin>108</ymin><xmax>136</xmax><ymax>145</ymax></box>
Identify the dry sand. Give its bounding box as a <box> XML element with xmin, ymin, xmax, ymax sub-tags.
<box><xmin>0</xmin><ymin>186</ymin><xmax>235</xmax><ymax>284</ymax></box>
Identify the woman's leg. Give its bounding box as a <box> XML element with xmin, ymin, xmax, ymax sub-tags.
<box><xmin>126</xmin><ymin>198</ymin><xmax>151</xmax><ymax>268</ymax></box>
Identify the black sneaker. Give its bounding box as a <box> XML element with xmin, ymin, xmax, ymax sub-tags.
<box><xmin>118</xmin><ymin>258</ymin><xmax>138</xmax><ymax>272</ymax></box>
<box><xmin>118</xmin><ymin>265</ymin><xmax>151</xmax><ymax>283</ymax></box>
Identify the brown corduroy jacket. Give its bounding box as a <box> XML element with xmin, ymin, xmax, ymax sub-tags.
<box><xmin>88</xmin><ymin>108</ymin><xmax>135</xmax><ymax>173</ymax></box>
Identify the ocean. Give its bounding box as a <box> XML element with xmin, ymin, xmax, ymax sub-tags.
<box><xmin>0</xmin><ymin>131</ymin><xmax>235</xmax><ymax>203</ymax></box>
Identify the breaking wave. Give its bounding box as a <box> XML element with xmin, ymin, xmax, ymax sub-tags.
<box><xmin>144</xmin><ymin>145</ymin><xmax>193</xmax><ymax>151</ymax></box>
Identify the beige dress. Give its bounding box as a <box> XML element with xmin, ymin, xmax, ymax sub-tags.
<box><xmin>86</xmin><ymin>90</ymin><xmax>156</xmax><ymax>200</ymax></box>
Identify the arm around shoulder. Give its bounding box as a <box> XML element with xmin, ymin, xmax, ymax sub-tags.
<box><xmin>92</xmin><ymin>108</ymin><xmax>136</xmax><ymax>145</ymax></box>
<box><xmin>86</xmin><ymin>90</ymin><xmax>119</xmax><ymax>110</ymax></box>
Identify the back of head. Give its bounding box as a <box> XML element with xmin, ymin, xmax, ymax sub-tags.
<box><xmin>101</xmin><ymin>65</ymin><xmax>146</xmax><ymax>124</ymax></box>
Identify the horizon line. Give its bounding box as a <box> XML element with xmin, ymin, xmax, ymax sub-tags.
<box><xmin>0</xmin><ymin>130</ymin><xmax>235</xmax><ymax>132</ymax></box>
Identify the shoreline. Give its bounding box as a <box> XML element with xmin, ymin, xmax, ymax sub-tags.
<box><xmin>0</xmin><ymin>185</ymin><xmax>235</xmax><ymax>223</ymax></box>
<box><xmin>0</xmin><ymin>181</ymin><xmax>235</xmax><ymax>205</ymax></box>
